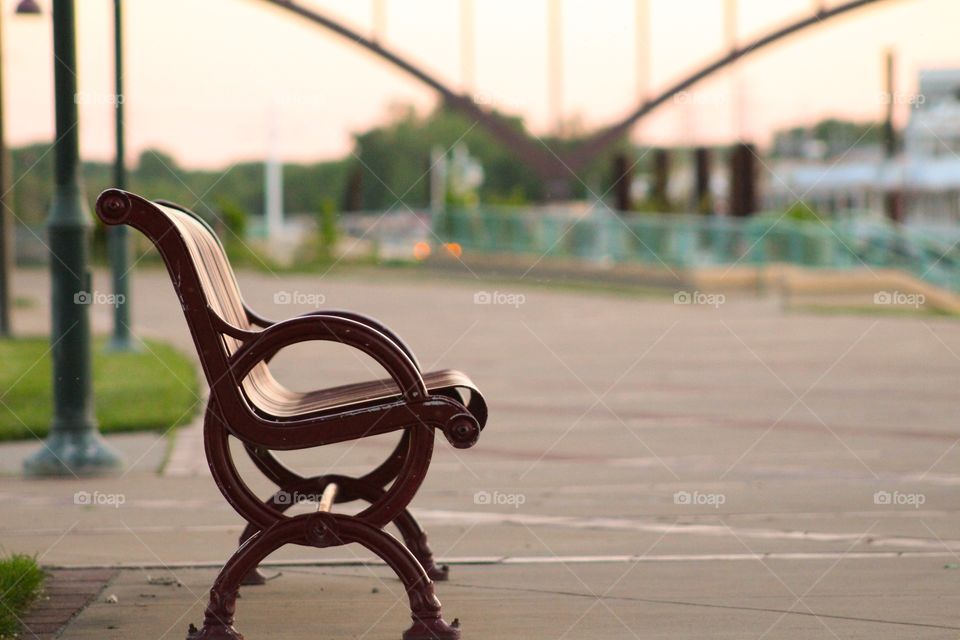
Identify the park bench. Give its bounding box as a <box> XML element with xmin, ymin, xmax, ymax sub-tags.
<box><xmin>95</xmin><ymin>189</ymin><xmax>488</xmax><ymax>640</ymax></box>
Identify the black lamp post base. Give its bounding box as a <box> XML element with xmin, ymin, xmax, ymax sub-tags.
<box><xmin>23</xmin><ymin>429</ymin><xmax>123</xmax><ymax>476</ymax></box>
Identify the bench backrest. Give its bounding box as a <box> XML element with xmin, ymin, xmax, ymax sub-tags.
<box><xmin>95</xmin><ymin>190</ymin><xmax>275</xmax><ymax>410</ymax></box>
<box><xmin>162</xmin><ymin>203</ymin><xmax>249</xmax><ymax>346</ymax></box>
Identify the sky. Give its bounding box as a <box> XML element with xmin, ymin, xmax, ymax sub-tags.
<box><xmin>4</xmin><ymin>0</ymin><xmax>958</xmax><ymax>169</ymax></box>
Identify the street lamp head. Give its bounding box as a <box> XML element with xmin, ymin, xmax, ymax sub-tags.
<box><xmin>15</xmin><ymin>0</ymin><xmax>42</xmax><ymax>15</ymax></box>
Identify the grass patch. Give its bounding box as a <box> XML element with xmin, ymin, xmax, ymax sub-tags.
<box><xmin>0</xmin><ymin>554</ymin><xmax>45</xmax><ymax>638</ymax></box>
<box><xmin>0</xmin><ymin>337</ymin><xmax>199</xmax><ymax>442</ymax></box>
<box><xmin>787</xmin><ymin>302</ymin><xmax>956</xmax><ymax>318</ymax></box>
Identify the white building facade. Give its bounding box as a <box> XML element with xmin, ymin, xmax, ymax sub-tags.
<box><xmin>766</xmin><ymin>69</ymin><xmax>960</xmax><ymax>226</ymax></box>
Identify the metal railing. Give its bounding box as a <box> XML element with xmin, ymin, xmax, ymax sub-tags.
<box><xmin>434</xmin><ymin>207</ymin><xmax>960</xmax><ymax>292</ymax></box>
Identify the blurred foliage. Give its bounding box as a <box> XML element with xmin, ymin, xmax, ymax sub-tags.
<box><xmin>784</xmin><ymin>200</ymin><xmax>825</xmax><ymax>223</ymax></box>
<box><xmin>351</xmin><ymin>105</ymin><xmax>629</xmax><ymax>208</ymax></box>
<box><xmin>9</xmin><ymin>144</ymin><xmax>350</xmax><ymax>227</ymax></box>
<box><xmin>9</xmin><ymin>104</ymin><xmax>631</xmax><ymax>235</ymax></box>
<box><xmin>633</xmin><ymin>196</ymin><xmax>677</xmax><ymax>214</ymax></box>
<box><xmin>352</xmin><ymin>105</ymin><xmax>542</xmax><ymax>208</ymax></box>
<box><xmin>213</xmin><ymin>196</ymin><xmax>249</xmax><ymax>238</ymax></box>
<box><xmin>771</xmin><ymin>117</ymin><xmax>884</xmax><ymax>158</ymax></box>
<box><xmin>486</xmin><ymin>186</ymin><xmax>530</xmax><ymax>206</ymax></box>
<box><xmin>316</xmin><ymin>198</ymin><xmax>339</xmax><ymax>261</ymax></box>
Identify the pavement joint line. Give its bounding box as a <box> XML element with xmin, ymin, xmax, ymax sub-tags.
<box><xmin>413</xmin><ymin>509</ymin><xmax>960</xmax><ymax>551</ymax></box>
<box><xmin>444</xmin><ymin>581</ymin><xmax>960</xmax><ymax>633</ymax></box>
<box><xmin>38</xmin><ymin>549</ymin><xmax>960</xmax><ymax>572</ymax></box>
<box><xmin>7</xmin><ymin>507</ymin><xmax>960</xmax><ymax>550</ymax></box>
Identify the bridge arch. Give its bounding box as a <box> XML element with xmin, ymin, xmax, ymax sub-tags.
<box><xmin>260</xmin><ymin>0</ymin><xmax>895</xmax><ymax>197</ymax></box>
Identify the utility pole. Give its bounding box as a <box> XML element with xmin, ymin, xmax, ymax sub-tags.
<box><xmin>372</xmin><ymin>0</ymin><xmax>386</xmax><ymax>41</ymax></box>
<box><xmin>265</xmin><ymin>107</ymin><xmax>284</xmax><ymax>246</ymax></box>
<box><xmin>724</xmin><ymin>0</ymin><xmax>745</xmax><ymax>140</ymax></box>
<box><xmin>634</xmin><ymin>0</ymin><xmax>649</xmax><ymax>103</ymax></box>
<box><xmin>460</xmin><ymin>0</ymin><xmax>475</xmax><ymax>92</ymax></box>
<box><xmin>724</xmin><ymin>0</ymin><xmax>737</xmax><ymax>53</ymax></box>
<box><xmin>548</xmin><ymin>0</ymin><xmax>563</xmax><ymax>135</ymax></box>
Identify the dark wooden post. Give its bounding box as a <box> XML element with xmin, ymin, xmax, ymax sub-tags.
<box><xmin>882</xmin><ymin>50</ymin><xmax>903</xmax><ymax>223</ymax></box>
<box><xmin>611</xmin><ymin>152</ymin><xmax>633</xmax><ymax>212</ymax></box>
<box><xmin>729</xmin><ymin>142</ymin><xmax>757</xmax><ymax>217</ymax></box>
<box><xmin>694</xmin><ymin>146</ymin><xmax>712</xmax><ymax>214</ymax></box>
<box><xmin>343</xmin><ymin>164</ymin><xmax>364</xmax><ymax>212</ymax></box>
<box><xmin>652</xmin><ymin>148</ymin><xmax>670</xmax><ymax>211</ymax></box>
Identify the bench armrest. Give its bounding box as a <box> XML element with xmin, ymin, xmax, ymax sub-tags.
<box><xmin>221</xmin><ymin>314</ymin><xmax>479</xmax><ymax>450</ymax></box>
<box><xmin>244</xmin><ymin>304</ymin><xmax>421</xmax><ymax>371</ymax></box>
<box><xmin>211</xmin><ymin>314</ymin><xmax>479</xmax><ymax>452</ymax></box>
<box><xmin>231</xmin><ymin>314</ymin><xmax>427</xmax><ymax>403</ymax></box>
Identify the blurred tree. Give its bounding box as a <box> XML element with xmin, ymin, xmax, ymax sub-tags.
<box><xmin>784</xmin><ymin>200</ymin><xmax>824</xmax><ymax>222</ymax></box>
<box><xmin>771</xmin><ymin>118</ymin><xmax>883</xmax><ymax>159</ymax></box>
<box><xmin>316</xmin><ymin>198</ymin><xmax>339</xmax><ymax>261</ymax></box>
<box><xmin>353</xmin><ymin>106</ymin><xmax>546</xmax><ymax>208</ymax></box>
<box><xmin>7</xmin><ymin>102</ymin><xmax>631</xmax><ymax>256</ymax></box>
<box><xmin>214</xmin><ymin>196</ymin><xmax>248</xmax><ymax>238</ymax></box>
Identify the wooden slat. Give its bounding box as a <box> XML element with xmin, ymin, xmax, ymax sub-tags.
<box><xmin>317</xmin><ymin>483</ymin><xmax>338</xmax><ymax>513</ymax></box>
<box><xmin>245</xmin><ymin>369</ymin><xmax>477</xmax><ymax>418</ymax></box>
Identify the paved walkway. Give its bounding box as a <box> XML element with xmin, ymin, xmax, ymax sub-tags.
<box><xmin>3</xmin><ymin>267</ymin><xmax>960</xmax><ymax>639</ymax></box>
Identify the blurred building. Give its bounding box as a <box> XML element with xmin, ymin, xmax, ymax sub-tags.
<box><xmin>766</xmin><ymin>69</ymin><xmax>960</xmax><ymax>225</ymax></box>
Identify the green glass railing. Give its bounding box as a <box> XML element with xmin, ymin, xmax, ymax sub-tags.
<box><xmin>434</xmin><ymin>207</ymin><xmax>960</xmax><ymax>292</ymax></box>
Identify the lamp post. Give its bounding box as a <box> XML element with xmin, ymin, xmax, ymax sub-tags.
<box><xmin>24</xmin><ymin>0</ymin><xmax>122</xmax><ymax>476</ymax></box>
<box><xmin>0</xmin><ymin>1</ymin><xmax>40</xmax><ymax>337</ymax></box>
<box><xmin>106</xmin><ymin>0</ymin><xmax>134</xmax><ymax>351</ymax></box>
<box><xmin>0</xmin><ymin>12</ymin><xmax>12</xmax><ymax>338</ymax></box>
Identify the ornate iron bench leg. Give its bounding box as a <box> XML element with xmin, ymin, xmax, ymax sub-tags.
<box><xmin>393</xmin><ymin>509</ymin><xmax>449</xmax><ymax>582</ymax></box>
<box><xmin>237</xmin><ymin>475</ymin><xmax>449</xmax><ymax>584</ymax></box>
<box><xmin>309</xmin><ymin>513</ymin><xmax>460</xmax><ymax>640</ymax></box>
<box><xmin>189</xmin><ymin>514</ymin><xmax>460</xmax><ymax>640</ymax></box>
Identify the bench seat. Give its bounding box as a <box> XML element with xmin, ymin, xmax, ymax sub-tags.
<box><xmin>245</xmin><ymin>368</ymin><xmax>487</xmax><ymax>421</ymax></box>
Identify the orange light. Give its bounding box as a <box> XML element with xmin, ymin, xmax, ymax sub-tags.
<box><xmin>444</xmin><ymin>242</ymin><xmax>463</xmax><ymax>258</ymax></box>
<box><xmin>413</xmin><ymin>241</ymin><xmax>431</xmax><ymax>261</ymax></box>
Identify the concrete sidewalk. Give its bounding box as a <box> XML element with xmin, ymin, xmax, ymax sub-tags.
<box><xmin>3</xmin><ymin>267</ymin><xmax>960</xmax><ymax>639</ymax></box>
<box><xmin>60</xmin><ymin>560</ymin><xmax>960</xmax><ymax>639</ymax></box>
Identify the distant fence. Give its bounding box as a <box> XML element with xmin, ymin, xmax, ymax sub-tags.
<box><xmin>340</xmin><ymin>210</ymin><xmax>433</xmax><ymax>260</ymax></box>
<box><xmin>434</xmin><ymin>207</ymin><xmax>960</xmax><ymax>293</ymax></box>
<box><xmin>15</xmin><ymin>208</ymin><xmax>960</xmax><ymax>294</ymax></box>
